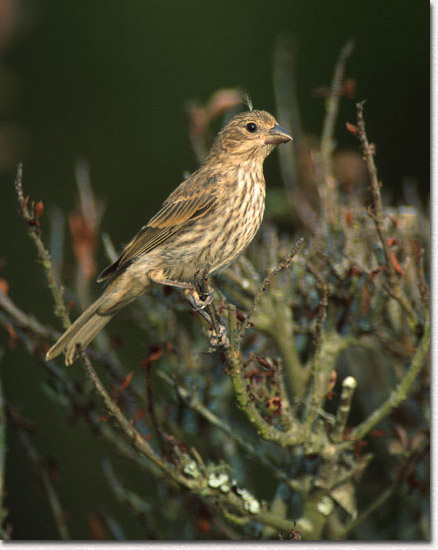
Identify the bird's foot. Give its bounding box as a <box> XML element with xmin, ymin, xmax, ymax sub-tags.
<box><xmin>184</xmin><ymin>286</ymin><xmax>214</xmax><ymax>311</ymax></box>
<box><xmin>207</xmin><ymin>323</ymin><xmax>230</xmax><ymax>352</ymax></box>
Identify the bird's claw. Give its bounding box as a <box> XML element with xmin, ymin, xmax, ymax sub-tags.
<box><xmin>184</xmin><ymin>286</ymin><xmax>214</xmax><ymax>311</ymax></box>
<box><xmin>207</xmin><ymin>323</ymin><xmax>230</xmax><ymax>352</ymax></box>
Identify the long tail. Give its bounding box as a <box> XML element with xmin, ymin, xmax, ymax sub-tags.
<box><xmin>46</xmin><ymin>294</ymin><xmax>114</xmax><ymax>365</ymax></box>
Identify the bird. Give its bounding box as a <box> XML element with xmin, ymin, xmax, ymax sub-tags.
<box><xmin>46</xmin><ymin>109</ymin><xmax>292</xmax><ymax>365</ymax></box>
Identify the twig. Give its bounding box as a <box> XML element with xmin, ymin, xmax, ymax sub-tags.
<box><xmin>343</xmin><ymin>440</ymin><xmax>429</xmax><ymax>536</ymax></box>
<box><xmin>157</xmin><ymin>369</ymin><xmax>298</xmax><ymax>489</ymax></box>
<box><xmin>350</xmin><ymin>312</ymin><xmax>429</xmax><ymax>441</ymax></box>
<box><xmin>307</xmin><ymin>261</ymin><xmax>329</xmax><ymax>353</ymax></box>
<box><xmin>102</xmin><ymin>460</ymin><xmax>151</xmax><ymax>519</ymax></box>
<box><xmin>320</xmin><ymin>40</ymin><xmax>354</xmax><ymax>168</ymax></box>
<box><xmin>355</xmin><ymin>102</ymin><xmax>417</xmax><ymax>326</ymax></box>
<box><xmin>0</xmin><ymin>289</ymin><xmax>59</xmax><ymax>340</ymax></box>
<box><xmin>417</xmin><ymin>248</ymin><xmax>430</xmax><ymax>307</ymax></box>
<box><xmin>303</xmin><ymin>333</ymin><xmax>356</xmax><ymax>430</ymax></box>
<box><xmin>102</xmin><ymin>232</ymin><xmax>119</xmax><ymax>263</ymax></box>
<box><xmin>332</xmin><ymin>376</ymin><xmax>357</xmax><ymax>443</ymax></box>
<box><xmin>76</xmin><ymin>346</ymin><xmax>179</xmax><ymax>480</ymax></box>
<box><xmin>237</xmin><ymin>237</ymin><xmax>304</xmax><ymax>342</ymax></box>
<box><xmin>144</xmin><ymin>363</ymin><xmax>173</xmax><ymax>460</ymax></box>
<box><xmin>273</xmin><ymin>34</ymin><xmax>301</xmax><ymax>197</ymax></box>
<box><xmin>317</xmin><ymin>40</ymin><xmax>354</xmax><ymax>232</ymax></box>
<box><xmin>14</xmin><ymin>164</ymin><xmax>71</xmax><ymax>329</ymax></box>
<box><xmin>224</xmin><ymin>310</ymin><xmax>309</xmax><ymax>448</ymax></box>
<box><xmin>18</xmin><ymin>431</ymin><xmax>71</xmax><ymax>540</ymax></box>
<box><xmin>48</xmin><ymin>206</ymin><xmax>65</xmax><ymax>286</ymax></box>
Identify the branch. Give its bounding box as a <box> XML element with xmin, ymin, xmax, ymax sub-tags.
<box><xmin>355</xmin><ymin>103</ymin><xmax>417</xmax><ymax>326</ymax></box>
<box><xmin>320</xmin><ymin>40</ymin><xmax>355</xmax><ymax>170</ymax></box>
<box><xmin>18</xmin><ymin>431</ymin><xmax>71</xmax><ymax>540</ymax></box>
<box><xmin>0</xmin><ymin>288</ymin><xmax>58</xmax><ymax>340</ymax></box>
<box><xmin>157</xmin><ymin>369</ymin><xmax>298</xmax><ymax>489</ymax></box>
<box><xmin>350</xmin><ymin>312</ymin><xmax>429</xmax><ymax>441</ymax></box>
<box><xmin>343</xmin><ymin>439</ymin><xmax>429</xmax><ymax>536</ymax></box>
<box><xmin>332</xmin><ymin>376</ymin><xmax>357</xmax><ymax>443</ymax></box>
<box><xmin>14</xmin><ymin>164</ymin><xmax>71</xmax><ymax>329</ymax></box>
<box><xmin>304</xmin><ymin>332</ymin><xmax>357</xmax><ymax>430</ymax></box>
<box><xmin>237</xmin><ymin>237</ymin><xmax>304</xmax><ymax>342</ymax></box>
<box><xmin>76</xmin><ymin>346</ymin><xmax>179</xmax><ymax>481</ymax></box>
<box><xmin>224</xmin><ymin>308</ymin><xmax>310</xmax><ymax>448</ymax></box>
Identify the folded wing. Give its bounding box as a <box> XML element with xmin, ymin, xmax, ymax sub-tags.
<box><xmin>97</xmin><ymin>191</ymin><xmax>217</xmax><ymax>282</ymax></box>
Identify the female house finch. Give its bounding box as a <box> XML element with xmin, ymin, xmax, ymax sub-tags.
<box><xmin>46</xmin><ymin>110</ymin><xmax>292</xmax><ymax>365</ymax></box>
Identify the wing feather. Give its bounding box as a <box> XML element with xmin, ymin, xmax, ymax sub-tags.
<box><xmin>97</xmin><ymin>192</ymin><xmax>217</xmax><ymax>282</ymax></box>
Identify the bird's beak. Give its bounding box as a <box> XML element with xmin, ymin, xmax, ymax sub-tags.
<box><xmin>264</xmin><ymin>124</ymin><xmax>293</xmax><ymax>145</ymax></box>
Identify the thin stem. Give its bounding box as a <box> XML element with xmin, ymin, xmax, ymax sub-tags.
<box><xmin>237</xmin><ymin>237</ymin><xmax>304</xmax><ymax>342</ymax></box>
<box><xmin>332</xmin><ymin>376</ymin><xmax>357</xmax><ymax>443</ymax></box>
<box><xmin>0</xmin><ymin>288</ymin><xmax>59</xmax><ymax>340</ymax></box>
<box><xmin>77</xmin><ymin>346</ymin><xmax>185</xmax><ymax>483</ymax></box>
<box><xmin>158</xmin><ymin>369</ymin><xmax>295</xmax><ymax>488</ymax></box>
<box><xmin>355</xmin><ymin>102</ymin><xmax>417</xmax><ymax>326</ymax></box>
<box><xmin>18</xmin><ymin>431</ymin><xmax>71</xmax><ymax>540</ymax></box>
<box><xmin>350</xmin><ymin>312</ymin><xmax>429</xmax><ymax>441</ymax></box>
<box><xmin>14</xmin><ymin>164</ymin><xmax>71</xmax><ymax>329</ymax></box>
<box><xmin>320</xmin><ymin>40</ymin><xmax>354</xmax><ymax>168</ymax></box>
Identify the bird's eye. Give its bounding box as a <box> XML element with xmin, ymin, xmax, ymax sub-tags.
<box><xmin>246</xmin><ymin>122</ymin><xmax>257</xmax><ymax>133</ymax></box>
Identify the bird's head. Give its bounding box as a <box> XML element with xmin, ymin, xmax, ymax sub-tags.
<box><xmin>208</xmin><ymin>110</ymin><xmax>292</xmax><ymax>162</ymax></box>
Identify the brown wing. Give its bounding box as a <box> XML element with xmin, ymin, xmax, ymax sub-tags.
<box><xmin>97</xmin><ymin>192</ymin><xmax>217</xmax><ymax>282</ymax></box>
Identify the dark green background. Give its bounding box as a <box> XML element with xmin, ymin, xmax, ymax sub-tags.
<box><xmin>0</xmin><ymin>0</ymin><xmax>429</xmax><ymax>540</ymax></box>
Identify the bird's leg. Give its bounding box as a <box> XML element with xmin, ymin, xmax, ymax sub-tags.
<box><xmin>149</xmin><ymin>269</ymin><xmax>213</xmax><ymax>310</ymax></box>
<box><xmin>191</xmin><ymin>266</ymin><xmax>214</xmax><ymax>310</ymax></box>
<box><xmin>194</xmin><ymin>266</ymin><xmax>230</xmax><ymax>351</ymax></box>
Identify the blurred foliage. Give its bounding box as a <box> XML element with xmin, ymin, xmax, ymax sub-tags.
<box><xmin>0</xmin><ymin>34</ymin><xmax>430</xmax><ymax>541</ymax></box>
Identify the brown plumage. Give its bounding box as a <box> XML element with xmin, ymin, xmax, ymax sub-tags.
<box><xmin>46</xmin><ymin>110</ymin><xmax>292</xmax><ymax>364</ymax></box>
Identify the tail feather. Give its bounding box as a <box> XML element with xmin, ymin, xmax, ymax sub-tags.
<box><xmin>46</xmin><ymin>295</ymin><xmax>114</xmax><ymax>365</ymax></box>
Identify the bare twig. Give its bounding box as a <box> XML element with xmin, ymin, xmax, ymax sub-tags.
<box><xmin>307</xmin><ymin>261</ymin><xmax>329</xmax><ymax>353</ymax></box>
<box><xmin>0</xmin><ymin>289</ymin><xmax>59</xmax><ymax>340</ymax></box>
<box><xmin>417</xmin><ymin>248</ymin><xmax>430</xmax><ymax>307</ymax></box>
<box><xmin>350</xmin><ymin>312</ymin><xmax>429</xmax><ymax>441</ymax></box>
<box><xmin>332</xmin><ymin>376</ymin><xmax>357</xmax><ymax>443</ymax></box>
<box><xmin>343</xmin><ymin>440</ymin><xmax>429</xmax><ymax>536</ymax></box>
<box><xmin>355</xmin><ymin>102</ymin><xmax>417</xmax><ymax>326</ymax></box>
<box><xmin>158</xmin><ymin>369</ymin><xmax>299</xmax><ymax>489</ymax></box>
<box><xmin>320</xmin><ymin>40</ymin><xmax>354</xmax><ymax>168</ymax></box>
<box><xmin>76</xmin><ymin>345</ymin><xmax>178</xmax><ymax>480</ymax></box>
<box><xmin>14</xmin><ymin>164</ymin><xmax>71</xmax><ymax>329</ymax></box>
<box><xmin>18</xmin><ymin>431</ymin><xmax>71</xmax><ymax>540</ymax></box>
<box><xmin>102</xmin><ymin>460</ymin><xmax>151</xmax><ymax>520</ymax></box>
<box><xmin>273</xmin><ymin>34</ymin><xmax>302</xmax><ymax>196</ymax></box>
<box><xmin>237</xmin><ymin>237</ymin><xmax>304</xmax><ymax>342</ymax></box>
<box><xmin>303</xmin><ymin>332</ymin><xmax>357</xmax><ymax>431</ymax></box>
<box><xmin>316</xmin><ymin>40</ymin><xmax>354</xmax><ymax>232</ymax></box>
